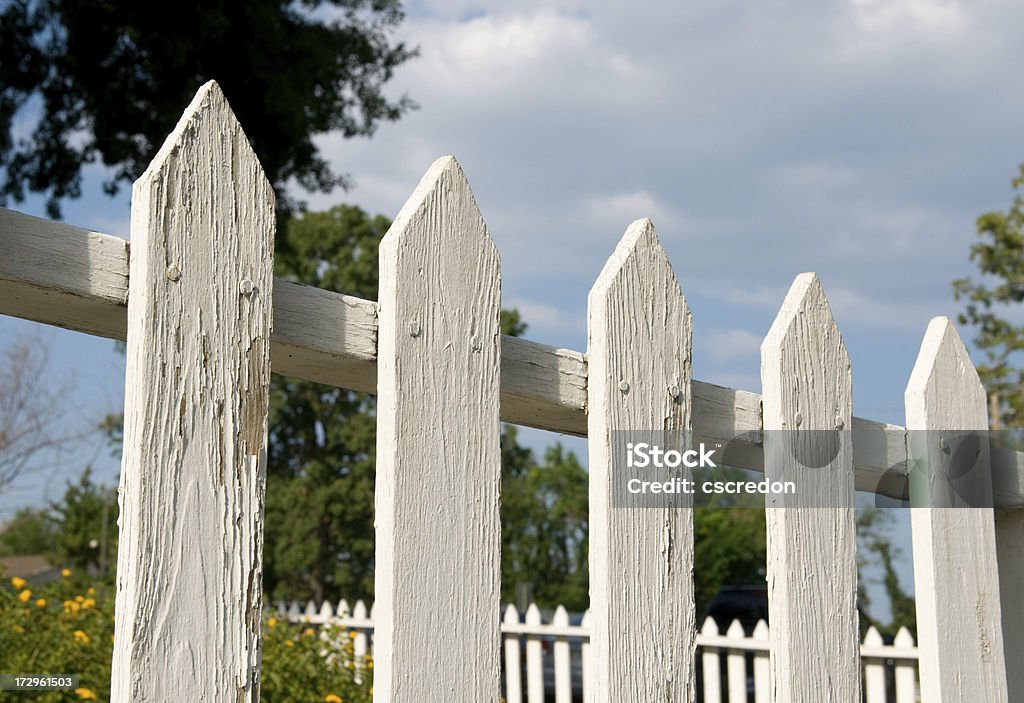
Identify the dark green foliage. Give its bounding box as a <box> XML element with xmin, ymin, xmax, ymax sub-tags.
<box><xmin>501</xmin><ymin>431</ymin><xmax>589</xmax><ymax>611</ymax></box>
<box><xmin>48</xmin><ymin>468</ymin><xmax>117</xmax><ymax>583</ymax></box>
<box><xmin>0</xmin><ymin>0</ymin><xmax>416</xmax><ymax>230</ymax></box>
<box><xmin>0</xmin><ymin>506</ymin><xmax>54</xmax><ymax>556</ymax></box>
<box><xmin>954</xmin><ymin>164</ymin><xmax>1024</xmax><ymax>430</ymax></box>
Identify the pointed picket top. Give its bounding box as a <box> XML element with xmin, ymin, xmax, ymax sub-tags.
<box><xmin>553</xmin><ymin>605</ymin><xmax>569</xmax><ymax>627</ymax></box>
<box><xmin>319</xmin><ymin>600</ymin><xmax>334</xmax><ymax>619</ymax></box>
<box><xmin>287</xmin><ymin>601</ymin><xmax>301</xmax><ymax>618</ymax></box>
<box><xmin>525</xmin><ymin>602</ymin><xmax>542</xmax><ymax>625</ymax></box>
<box><xmin>588</xmin><ymin>218</ymin><xmax>687</xmax><ymax>313</ymax></box>
<box><xmin>701</xmin><ymin>616</ymin><xmax>720</xmax><ymax>637</ymax></box>
<box><xmin>337</xmin><ymin>599</ymin><xmax>350</xmax><ymax>618</ymax></box>
<box><xmin>275</xmin><ymin>601</ymin><xmax>286</xmax><ymax>614</ymax></box>
<box><xmin>762</xmin><ymin>273</ymin><xmax>850</xmax><ymax>426</ymax></box>
<box><xmin>352</xmin><ymin>600</ymin><xmax>368</xmax><ymax>620</ymax></box>
<box><xmin>906</xmin><ymin>317</ymin><xmax>987</xmax><ymax>432</ymax></box>
<box><xmin>863</xmin><ymin>625</ymin><xmax>884</xmax><ymax>648</ymax></box>
<box><xmin>753</xmin><ymin>619</ymin><xmax>769</xmax><ymax>640</ymax></box>
<box><xmin>726</xmin><ymin>619</ymin><xmax>746</xmax><ymax>639</ymax></box>
<box><xmin>894</xmin><ymin>626</ymin><xmax>915</xmax><ymax>648</ymax></box>
<box><xmin>136</xmin><ymin>80</ymin><xmax>271</xmax><ymax>199</ymax></box>
<box><xmin>304</xmin><ymin>600</ymin><xmax>318</xmax><ymax>618</ymax></box>
<box><xmin>504</xmin><ymin>604</ymin><xmax>520</xmax><ymax>625</ymax></box>
<box><xmin>380</xmin><ymin>155</ymin><xmax>496</xmax><ymax>265</ymax></box>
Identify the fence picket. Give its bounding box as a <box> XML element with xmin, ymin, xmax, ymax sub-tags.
<box><xmin>587</xmin><ymin>218</ymin><xmax>695</xmax><ymax>701</ymax></box>
<box><xmin>374</xmin><ymin>156</ymin><xmax>502</xmax><ymax>701</ymax></box>
<box><xmin>526</xmin><ymin>603</ymin><xmax>544</xmax><ymax>703</ymax></box>
<box><xmin>905</xmin><ymin>317</ymin><xmax>1008</xmax><ymax>702</ymax></box>
<box><xmin>553</xmin><ymin>605</ymin><xmax>571</xmax><ymax>703</ymax></box>
<box><xmin>701</xmin><ymin>617</ymin><xmax>721</xmax><ymax>703</ymax></box>
<box><xmin>863</xmin><ymin>627</ymin><xmax>885</xmax><ymax>703</ymax></box>
<box><xmin>726</xmin><ymin>620</ymin><xmax>746</xmax><ymax>703</ymax></box>
<box><xmin>893</xmin><ymin>627</ymin><xmax>916</xmax><ymax>703</ymax></box>
<box><xmin>505</xmin><ymin>605</ymin><xmax>523</xmax><ymax>703</ymax></box>
<box><xmin>353</xmin><ymin>600</ymin><xmax>369</xmax><ymax>683</ymax></box>
<box><xmin>581</xmin><ymin>610</ymin><xmax>592</xmax><ymax>703</ymax></box>
<box><xmin>338</xmin><ymin>599</ymin><xmax>350</xmax><ymax>618</ymax></box>
<box><xmin>752</xmin><ymin>620</ymin><xmax>769</xmax><ymax>703</ymax></box>
<box><xmin>110</xmin><ymin>80</ymin><xmax>274</xmax><ymax>702</ymax></box>
<box><xmin>305</xmin><ymin>600</ymin><xmax>318</xmax><ymax>619</ymax></box>
<box><xmin>760</xmin><ymin>273</ymin><xmax>860</xmax><ymax>703</ymax></box>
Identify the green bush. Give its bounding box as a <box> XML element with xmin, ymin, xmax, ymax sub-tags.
<box><xmin>0</xmin><ymin>574</ymin><xmax>372</xmax><ymax>702</ymax></box>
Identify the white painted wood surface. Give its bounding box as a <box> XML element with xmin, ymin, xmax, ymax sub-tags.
<box><xmin>725</xmin><ymin>620</ymin><xmax>746</xmax><ymax>703</ymax></box>
<box><xmin>553</xmin><ymin>605</ymin><xmax>571</xmax><ymax>703</ymax></box>
<box><xmin>700</xmin><ymin>617</ymin><xmax>721</xmax><ymax>703</ymax></box>
<box><xmin>761</xmin><ymin>273</ymin><xmax>860</xmax><ymax>703</ymax></box>
<box><xmin>581</xmin><ymin>610</ymin><xmax>592</xmax><ymax>703</ymax></box>
<box><xmin>997</xmin><ymin>506</ymin><xmax>1024</xmax><ymax>703</ymax></box>
<box><xmin>504</xmin><ymin>606</ymin><xmax>523</xmax><ymax>703</ymax></box>
<box><xmin>587</xmin><ymin>219</ymin><xmax>696</xmax><ymax>702</ymax></box>
<box><xmin>906</xmin><ymin>317</ymin><xmax>1009</xmax><ymax>702</ymax></box>
<box><xmin>9</xmin><ymin>206</ymin><xmax>1024</xmax><ymax>507</ymax></box>
<box><xmin>373</xmin><ymin>156</ymin><xmax>501</xmax><ymax>702</ymax></box>
<box><xmin>893</xmin><ymin>627</ymin><xmax>917</xmax><ymax>703</ymax></box>
<box><xmin>752</xmin><ymin>619</ymin><xmax>770</xmax><ymax>703</ymax></box>
<box><xmin>526</xmin><ymin>603</ymin><xmax>544</xmax><ymax>703</ymax></box>
<box><xmin>110</xmin><ymin>81</ymin><xmax>274</xmax><ymax>702</ymax></box>
<box><xmin>863</xmin><ymin>627</ymin><xmax>886</xmax><ymax>703</ymax></box>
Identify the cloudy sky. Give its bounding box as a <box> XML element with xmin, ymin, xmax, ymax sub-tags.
<box><xmin>3</xmin><ymin>0</ymin><xmax>1024</xmax><ymax>617</ymax></box>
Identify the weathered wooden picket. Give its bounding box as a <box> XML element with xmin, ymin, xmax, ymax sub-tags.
<box><xmin>280</xmin><ymin>599</ymin><xmax>921</xmax><ymax>703</ymax></box>
<box><xmin>1</xmin><ymin>80</ymin><xmax>1023</xmax><ymax>702</ymax></box>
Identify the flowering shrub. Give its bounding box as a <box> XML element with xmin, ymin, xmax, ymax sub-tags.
<box><xmin>0</xmin><ymin>574</ymin><xmax>372</xmax><ymax>702</ymax></box>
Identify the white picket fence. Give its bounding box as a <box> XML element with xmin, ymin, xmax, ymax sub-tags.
<box><xmin>2</xmin><ymin>79</ymin><xmax>1023</xmax><ymax>701</ymax></box>
<box><xmin>279</xmin><ymin>599</ymin><xmax>920</xmax><ymax>703</ymax></box>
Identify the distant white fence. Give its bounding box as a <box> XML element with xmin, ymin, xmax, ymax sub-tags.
<box><xmin>280</xmin><ymin>599</ymin><xmax>920</xmax><ymax>703</ymax></box>
<box><xmin>2</xmin><ymin>78</ymin><xmax>1022</xmax><ymax>701</ymax></box>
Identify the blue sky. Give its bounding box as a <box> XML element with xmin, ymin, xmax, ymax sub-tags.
<box><xmin>3</xmin><ymin>0</ymin><xmax>1024</xmax><ymax>621</ymax></box>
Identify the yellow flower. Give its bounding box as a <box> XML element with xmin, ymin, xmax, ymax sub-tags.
<box><xmin>324</xmin><ymin>696</ymin><xmax>343</xmax><ymax>703</ymax></box>
<box><xmin>73</xmin><ymin>630</ymin><xmax>90</xmax><ymax>645</ymax></box>
<box><xmin>74</xmin><ymin>688</ymin><xmax>97</xmax><ymax>699</ymax></box>
<box><xmin>75</xmin><ymin>595</ymin><xmax>85</xmax><ymax>603</ymax></box>
<box><xmin>62</xmin><ymin>568</ymin><xmax>72</xmax><ymax>578</ymax></box>
<box><xmin>284</xmin><ymin>640</ymin><xmax>294</xmax><ymax>647</ymax></box>
<box><xmin>304</xmin><ymin>628</ymin><xmax>315</xmax><ymax>637</ymax></box>
<box><xmin>18</xmin><ymin>589</ymin><xmax>31</xmax><ymax>602</ymax></box>
<box><xmin>86</xmin><ymin>587</ymin><xmax>95</xmax><ymax>595</ymax></box>
<box><xmin>10</xmin><ymin>576</ymin><xmax>26</xmax><ymax>589</ymax></box>
<box><xmin>35</xmin><ymin>598</ymin><xmax>46</xmax><ymax>608</ymax></box>
<box><xmin>82</xmin><ymin>598</ymin><xmax>96</xmax><ymax>610</ymax></box>
<box><xmin>64</xmin><ymin>600</ymin><xmax>80</xmax><ymax>614</ymax></box>
<box><xmin>11</xmin><ymin>624</ymin><xmax>24</xmax><ymax>634</ymax></box>
<box><xmin>267</xmin><ymin>617</ymin><xmax>277</xmax><ymax>628</ymax></box>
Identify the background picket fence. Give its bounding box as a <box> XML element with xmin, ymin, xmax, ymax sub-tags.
<box><xmin>1</xmin><ymin>79</ymin><xmax>1023</xmax><ymax>701</ymax></box>
<box><xmin>279</xmin><ymin>599</ymin><xmax>920</xmax><ymax>703</ymax></box>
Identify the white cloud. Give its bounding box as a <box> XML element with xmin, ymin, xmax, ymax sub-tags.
<box><xmin>849</xmin><ymin>0</ymin><xmax>967</xmax><ymax>34</ymax></box>
<box><xmin>702</xmin><ymin>328</ymin><xmax>764</xmax><ymax>363</ymax></box>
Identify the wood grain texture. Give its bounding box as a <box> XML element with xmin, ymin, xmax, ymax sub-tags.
<box><xmin>9</xmin><ymin>217</ymin><xmax>1024</xmax><ymax>505</ymax></box>
<box><xmin>587</xmin><ymin>218</ymin><xmax>695</xmax><ymax>702</ymax></box>
<box><xmin>373</xmin><ymin>156</ymin><xmax>501</xmax><ymax>702</ymax></box>
<box><xmin>110</xmin><ymin>81</ymin><xmax>274</xmax><ymax>702</ymax></box>
<box><xmin>906</xmin><ymin>317</ymin><xmax>1009</xmax><ymax>702</ymax></box>
<box><xmin>760</xmin><ymin>272</ymin><xmax>860</xmax><ymax>703</ymax></box>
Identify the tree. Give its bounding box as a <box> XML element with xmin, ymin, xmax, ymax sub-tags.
<box><xmin>954</xmin><ymin>163</ymin><xmax>1024</xmax><ymax>431</ymax></box>
<box><xmin>0</xmin><ymin>0</ymin><xmax>416</xmax><ymax>231</ymax></box>
<box><xmin>0</xmin><ymin>506</ymin><xmax>54</xmax><ymax>555</ymax></box>
<box><xmin>49</xmin><ymin>467</ymin><xmax>117</xmax><ymax>582</ymax></box>
<box><xmin>0</xmin><ymin>335</ymin><xmax>86</xmax><ymax>494</ymax></box>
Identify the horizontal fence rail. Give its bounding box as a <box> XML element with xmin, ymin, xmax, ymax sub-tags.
<box><xmin>4</xmin><ymin>205</ymin><xmax>1024</xmax><ymax>508</ymax></box>
<box><xmin>280</xmin><ymin>600</ymin><xmax>920</xmax><ymax>703</ymax></box>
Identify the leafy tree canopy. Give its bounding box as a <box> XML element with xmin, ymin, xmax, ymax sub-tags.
<box><xmin>0</xmin><ymin>0</ymin><xmax>416</xmax><ymax>231</ymax></box>
<box><xmin>954</xmin><ymin>164</ymin><xmax>1024</xmax><ymax>430</ymax></box>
